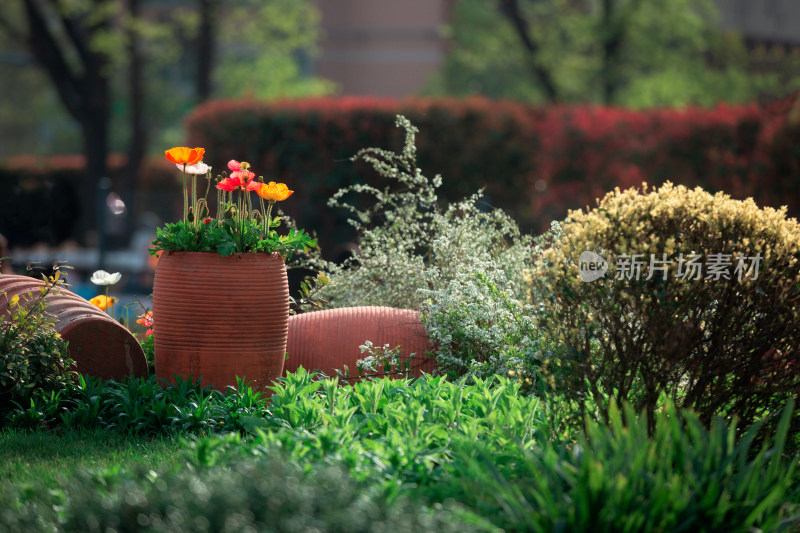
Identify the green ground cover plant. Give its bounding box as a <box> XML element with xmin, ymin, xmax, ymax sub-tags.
<box><xmin>7</xmin><ymin>374</ymin><xmax>272</xmax><ymax>435</ymax></box>
<box><xmin>0</xmin><ymin>451</ymin><xmax>487</xmax><ymax>533</ymax></box>
<box><xmin>0</xmin><ymin>371</ymin><xmax>797</xmax><ymax>532</ymax></box>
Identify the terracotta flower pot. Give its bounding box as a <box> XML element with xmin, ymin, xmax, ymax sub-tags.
<box><xmin>285</xmin><ymin>306</ymin><xmax>437</xmax><ymax>380</ymax></box>
<box><xmin>153</xmin><ymin>251</ymin><xmax>289</xmax><ymax>390</ymax></box>
<box><xmin>0</xmin><ymin>274</ymin><xmax>147</xmax><ymax>380</ymax></box>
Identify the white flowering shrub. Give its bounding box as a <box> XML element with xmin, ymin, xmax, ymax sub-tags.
<box><xmin>354</xmin><ymin>341</ymin><xmax>416</xmax><ymax>379</ymax></box>
<box><xmin>311</xmin><ymin>115</ymin><xmax>545</xmax><ymax>387</ymax></box>
<box><xmin>419</xmin><ymin>262</ymin><xmax>543</xmax><ymax>394</ymax></box>
<box><xmin>318</xmin><ymin>115</ymin><xmax>534</xmax><ymax>309</ymax></box>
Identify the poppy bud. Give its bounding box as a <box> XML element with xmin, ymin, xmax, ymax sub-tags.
<box><xmin>224</xmin><ymin>206</ymin><xmax>236</xmax><ymax>220</ymax></box>
<box><xmin>199</xmin><ymin>203</ymin><xmax>209</xmax><ymax>218</ymax></box>
<box><xmin>257</xmin><ymin>175</ymin><xmax>264</xmax><ymax>183</ymax></box>
<box><xmin>253</xmin><ymin>211</ymin><xmax>263</xmax><ymax>223</ymax></box>
<box><xmin>187</xmin><ymin>207</ymin><xmax>194</xmax><ymax>222</ymax></box>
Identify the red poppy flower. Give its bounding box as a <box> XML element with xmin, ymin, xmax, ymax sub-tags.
<box><xmin>231</xmin><ymin>170</ymin><xmax>259</xmax><ymax>190</ymax></box>
<box><xmin>216</xmin><ymin>177</ymin><xmax>240</xmax><ymax>191</ymax></box>
<box><xmin>136</xmin><ymin>311</ymin><xmax>154</xmax><ymax>328</ymax></box>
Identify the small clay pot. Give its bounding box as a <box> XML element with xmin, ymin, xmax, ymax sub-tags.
<box><xmin>0</xmin><ymin>274</ymin><xmax>147</xmax><ymax>380</ymax></box>
<box><xmin>153</xmin><ymin>251</ymin><xmax>289</xmax><ymax>390</ymax></box>
<box><xmin>285</xmin><ymin>306</ymin><xmax>437</xmax><ymax>380</ymax></box>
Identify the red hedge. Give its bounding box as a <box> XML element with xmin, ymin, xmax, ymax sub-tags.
<box><xmin>185</xmin><ymin>96</ymin><xmax>799</xmax><ymax>258</ymax></box>
<box><xmin>4</xmin><ymin>96</ymin><xmax>797</xmax><ymax>253</ymax></box>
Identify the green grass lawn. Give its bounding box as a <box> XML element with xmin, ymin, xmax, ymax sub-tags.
<box><xmin>0</xmin><ymin>428</ymin><xmax>186</xmax><ymax>499</ymax></box>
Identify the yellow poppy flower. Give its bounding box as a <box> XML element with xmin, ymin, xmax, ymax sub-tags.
<box><xmin>255</xmin><ymin>181</ymin><xmax>294</xmax><ymax>202</ymax></box>
<box><xmin>89</xmin><ymin>294</ymin><xmax>116</xmax><ymax>311</ymax></box>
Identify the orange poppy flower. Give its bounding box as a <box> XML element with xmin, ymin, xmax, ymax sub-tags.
<box><xmin>89</xmin><ymin>294</ymin><xmax>116</xmax><ymax>311</ymax></box>
<box><xmin>165</xmin><ymin>147</ymin><xmax>206</xmax><ymax>166</ymax></box>
<box><xmin>256</xmin><ymin>182</ymin><xmax>294</xmax><ymax>202</ymax></box>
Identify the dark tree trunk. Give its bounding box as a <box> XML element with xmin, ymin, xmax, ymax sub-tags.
<box><xmin>497</xmin><ymin>0</ymin><xmax>559</xmax><ymax>103</ymax></box>
<box><xmin>599</xmin><ymin>0</ymin><xmax>643</xmax><ymax>105</ymax></box>
<box><xmin>196</xmin><ymin>0</ymin><xmax>217</xmax><ymax>102</ymax></box>
<box><xmin>20</xmin><ymin>0</ymin><xmax>113</xmax><ymax>245</ymax></box>
<box><xmin>79</xmin><ymin>108</ymin><xmax>110</xmax><ymax>244</ymax></box>
<box><xmin>600</xmin><ymin>0</ymin><xmax>622</xmax><ymax>105</ymax></box>
<box><xmin>123</xmin><ymin>0</ymin><xmax>146</xmax><ymax>228</ymax></box>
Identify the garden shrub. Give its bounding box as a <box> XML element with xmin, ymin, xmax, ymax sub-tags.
<box><xmin>313</xmin><ymin>115</ymin><xmax>534</xmax><ymax>311</ymax></box>
<box><xmin>532</xmin><ymin>182</ymin><xmax>800</xmax><ymax>437</ymax></box>
<box><xmin>419</xmin><ymin>267</ymin><xmax>543</xmax><ymax>393</ymax></box>
<box><xmin>297</xmin><ymin>115</ymin><xmax>543</xmax><ymax>381</ymax></box>
<box><xmin>0</xmin><ymin>271</ymin><xmax>75</xmax><ymax>424</ymax></box>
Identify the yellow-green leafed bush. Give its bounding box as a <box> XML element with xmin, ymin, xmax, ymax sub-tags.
<box><xmin>533</xmin><ymin>182</ymin><xmax>800</xmax><ymax>435</ymax></box>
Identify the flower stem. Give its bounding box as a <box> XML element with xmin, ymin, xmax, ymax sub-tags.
<box><xmin>259</xmin><ymin>196</ymin><xmax>267</xmax><ymax>234</ymax></box>
<box><xmin>192</xmin><ymin>174</ymin><xmax>198</xmax><ymax>228</ymax></box>
<box><xmin>182</xmin><ymin>166</ymin><xmax>188</xmax><ymax>223</ymax></box>
<box><xmin>265</xmin><ymin>201</ymin><xmax>274</xmax><ymax>237</ymax></box>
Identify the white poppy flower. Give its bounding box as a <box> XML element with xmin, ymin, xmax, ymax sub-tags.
<box><xmin>90</xmin><ymin>270</ymin><xmax>122</xmax><ymax>286</ymax></box>
<box><xmin>178</xmin><ymin>162</ymin><xmax>212</xmax><ymax>175</ymax></box>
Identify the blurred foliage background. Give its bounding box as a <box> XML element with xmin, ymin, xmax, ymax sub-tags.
<box><xmin>427</xmin><ymin>0</ymin><xmax>800</xmax><ymax>107</ymax></box>
<box><xmin>0</xmin><ymin>0</ymin><xmax>798</xmax><ymax>253</ymax></box>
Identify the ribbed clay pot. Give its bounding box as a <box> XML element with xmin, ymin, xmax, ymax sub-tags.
<box><xmin>285</xmin><ymin>306</ymin><xmax>437</xmax><ymax>380</ymax></box>
<box><xmin>0</xmin><ymin>274</ymin><xmax>147</xmax><ymax>380</ymax></box>
<box><xmin>153</xmin><ymin>251</ymin><xmax>289</xmax><ymax>390</ymax></box>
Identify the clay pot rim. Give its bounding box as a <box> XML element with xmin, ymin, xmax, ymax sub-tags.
<box><xmin>160</xmin><ymin>251</ymin><xmax>285</xmax><ymax>262</ymax></box>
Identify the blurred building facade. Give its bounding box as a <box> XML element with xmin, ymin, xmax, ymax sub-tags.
<box><xmin>314</xmin><ymin>0</ymin><xmax>453</xmax><ymax>97</ymax></box>
<box><xmin>715</xmin><ymin>0</ymin><xmax>800</xmax><ymax>45</ymax></box>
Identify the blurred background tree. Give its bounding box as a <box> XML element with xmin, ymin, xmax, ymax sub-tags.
<box><xmin>426</xmin><ymin>0</ymin><xmax>800</xmax><ymax>107</ymax></box>
<box><xmin>0</xmin><ymin>0</ymin><xmax>333</xmax><ymax>242</ymax></box>
<box><xmin>214</xmin><ymin>0</ymin><xmax>335</xmax><ymax>99</ymax></box>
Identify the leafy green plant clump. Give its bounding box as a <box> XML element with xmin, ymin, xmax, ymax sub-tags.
<box><xmin>533</xmin><ymin>182</ymin><xmax>800</xmax><ymax>437</ymax></box>
<box><xmin>441</xmin><ymin>400</ymin><xmax>799</xmax><ymax>532</ymax></box>
<box><xmin>152</xmin><ymin>219</ymin><xmax>315</xmax><ymax>258</ymax></box>
<box><xmin>0</xmin><ymin>271</ymin><xmax>75</xmax><ymax>424</ymax></box>
<box><xmin>8</xmin><ymin>374</ymin><xmax>270</xmax><ymax>435</ymax></box>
